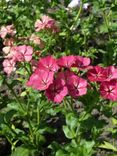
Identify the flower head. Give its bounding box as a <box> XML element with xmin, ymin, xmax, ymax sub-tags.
<box><xmin>74</xmin><ymin>56</ymin><xmax>91</xmax><ymax>69</ymax></box>
<box><xmin>3</xmin><ymin>58</ymin><xmax>16</xmax><ymax>75</ymax></box>
<box><xmin>66</xmin><ymin>74</ymin><xmax>87</xmax><ymax>98</ymax></box>
<box><xmin>37</xmin><ymin>56</ymin><xmax>59</xmax><ymax>72</ymax></box>
<box><xmin>45</xmin><ymin>76</ymin><xmax>68</xmax><ymax>103</ymax></box>
<box><xmin>100</xmin><ymin>80</ymin><xmax>117</xmax><ymax>101</ymax></box>
<box><xmin>27</xmin><ymin>69</ymin><xmax>54</xmax><ymax>91</ymax></box>
<box><xmin>57</xmin><ymin>55</ymin><xmax>75</xmax><ymax>68</ymax></box>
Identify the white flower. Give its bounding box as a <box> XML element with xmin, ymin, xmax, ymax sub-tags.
<box><xmin>68</xmin><ymin>0</ymin><xmax>81</xmax><ymax>9</ymax></box>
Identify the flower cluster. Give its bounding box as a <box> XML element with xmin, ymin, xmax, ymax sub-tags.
<box><xmin>35</xmin><ymin>15</ymin><xmax>59</xmax><ymax>33</ymax></box>
<box><xmin>2</xmin><ymin>45</ymin><xmax>33</xmax><ymax>75</ymax></box>
<box><xmin>27</xmin><ymin>55</ymin><xmax>90</xmax><ymax>103</ymax></box>
<box><xmin>88</xmin><ymin>66</ymin><xmax>117</xmax><ymax>101</ymax></box>
<box><xmin>27</xmin><ymin>55</ymin><xmax>117</xmax><ymax>103</ymax></box>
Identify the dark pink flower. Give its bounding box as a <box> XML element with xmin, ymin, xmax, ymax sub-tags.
<box><xmin>100</xmin><ymin>80</ymin><xmax>117</xmax><ymax>101</ymax></box>
<box><xmin>87</xmin><ymin>66</ymin><xmax>107</xmax><ymax>82</ymax></box>
<box><xmin>73</xmin><ymin>56</ymin><xmax>91</xmax><ymax>69</ymax></box>
<box><xmin>57</xmin><ymin>56</ymin><xmax>75</xmax><ymax>68</ymax></box>
<box><xmin>37</xmin><ymin>56</ymin><xmax>59</xmax><ymax>72</ymax></box>
<box><xmin>104</xmin><ymin>66</ymin><xmax>117</xmax><ymax>81</ymax></box>
<box><xmin>3</xmin><ymin>58</ymin><xmax>16</xmax><ymax>75</ymax></box>
<box><xmin>45</xmin><ymin>77</ymin><xmax>68</xmax><ymax>103</ymax></box>
<box><xmin>66</xmin><ymin>74</ymin><xmax>87</xmax><ymax>98</ymax></box>
<box><xmin>27</xmin><ymin>69</ymin><xmax>54</xmax><ymax>91</ymax></box>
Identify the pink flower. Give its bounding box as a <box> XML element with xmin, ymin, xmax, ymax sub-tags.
<box><xmin>3</xmin><ymin>58</ymin><xmax>16</xmax><ymax>75</ymax></box>
<box><xmin>45</xmin><ymin>77</ymin><xmax>68</xmax><ymax>103</ymax></box>
<box><xmin>30</xmin><ymin>34</ymin><xmax>45</xmax><ymax>49</ymax></box>
<box><xmin>37</xmin><ymin>56</ymin><xmax>59</xmax><ymax>72</ymax></box>
<box><xmin>35</xmin><ymin>15</ymin><xmax>59</xmax><ymax>33</ymax></box>
<box><xmin>2</xmin><ymin>46</ymin><xmax>17</xmax><ymax>59</ymax></box>
<box><xmin>57</xmin><ymin>56</ymin><xmax>75</xmax><ymax>68</ymax></box>
<box><xmin>73</xmin><ymin>56</ymin><xmax>91</xmax><ymax>69</ymax></box>
<box><xmin>66</xmin><ymin>74</ymin><xmax>87</xmax><ymax>98</ymax></box>
<box><xmin>87</xmin><ymin>66</ymin><xmax>107</xmax><ymax>82</ymax></box>
<box><xmin>27</xmin><ymin>69</ymin><xmax>54</xmax><ymax>91</ymax></box>
<box><xmin>15</xmin><ymin>45</ymin><xmax>33</xmax><ymax>62</ymax></box>
<box><xmin>100</xmin><ymin>80</ymin><xmax>117</xmax><ymax>101</ymax></box>
<box><xmin>3</xmin><ymin>38</ymin><xmax>14</xmax><ymax>46</ymax></box>
<box><xmin>104</xmin><ymin>66</ymin><xmax>117</xmax><ymax>81</ymax></box>
<box><xmin>0</xmin><ymin>25</ymin><xmax>16</xmax><ymax>39</ymax></box>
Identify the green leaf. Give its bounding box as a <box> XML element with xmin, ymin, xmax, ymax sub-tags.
<box><xmin>99</xmin><ymin>141</ymin><xmax>117</xmax><ymax>152</ymax></box>
<box><xmin>63</xmin><ymin>125</ymin><xmax>76</xmax><ymax>139</ymax></box>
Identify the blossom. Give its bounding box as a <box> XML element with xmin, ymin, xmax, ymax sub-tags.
<box><xmin>15</xmin><ymin>45</ymin><xmax>33</xmax><ymax>62</ymax></box>
<box><xmin>57</xmin><ymin>55</ymin><xmax>75</xmax><ymax>68</ymax></box>
<box><xmin>0</xmin><ymin>25</ymin><xmax>16</xmax><ymax>39</ymax></box>
<box><xmin>45</xmin><ymin>77</ymin><xmax>68</xmax><ymax>103</ymax></box>
<box><xmin>3</xmin><ymin>38</ymin><xmax>14</xmax><ymax>46</ymax></box>
<box><xmin>104</xmin><ymin>66</ymin><xmax>117</xmax><ymax>81</ymax></box>
<box><xmin>30</xmin><ymin>34</ymin><xmax>45</xmax><ymax>49</ymax></box>
<box><xmin>66</xmin><ymin>74</ymin><xmax>87</xmax><ymax>98</ymax></box>
<box><xmin>87</xmin><ymin>66</ymin><xmax>107</xmax><ymax>82</ymax></box>
<box><xmin>68</xmin><ymin>0</ymin><xmax>81</xmax><ymax>9</ymax></box>
<box><xmin>37</xmin><ymin>56</ymin><xmax>59</xmax><ymax>72</ymax></box>
<box><xmin>100</xmin><ymin>80</ymin><xmax>117</xmax><ymax>101</ymax></box>
<box><xmin>2</xmin><ymin>46</ymin><xmax>17</xmax><ymax>59</ymax></box>
<box><xmin>35</xmin><ymin>15</ymin><xmax>59</xmax><ymax>33</ymax></box>
<box><xmin>3</xmin><ymin>58</ymin><xmax>16</xmax><ymax>75</ymax></box>
<box><xmin>73</xmin><ymin>56</ymin><xmax>91</xmax><ymax>69</ymax></box>
<box><xmin>27</xmin><ymin>69</ymin><xmax>54</xmax><ymax>91</ymax></box>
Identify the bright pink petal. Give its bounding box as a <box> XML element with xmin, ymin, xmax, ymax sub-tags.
<box><xmin>57</xmin><ymin>56</ymin><xmax>75</xmax><ymax>68</ymax></box>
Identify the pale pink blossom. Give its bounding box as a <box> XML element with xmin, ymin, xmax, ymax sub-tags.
<box><xmin>30</xmin><ymin>34</ymin><xmax>45</xmax><ymax>49</ymax></box>
<box><xmin>35</xmin><ymin>15</ymin><xmax>59</xmax><ymax>33</ymax></box>
<box><xmin>3</xmin><ymin>58</ymin><xmax>16</xmax><ymax>75</ymax></box>
<box><xmin>2</xmin><ymin>46</ymin><xmax>17</xmax><ymax>58</ymax></box>
<box><xmin>15</xmin><ymin>45</ymin><xmax>33</xmax><ymax>62</ymax></box>
<box><xmin>0</xmin><ymin>25</ymin><xmax>16</xmax><ymax>39</ymax></box>
<box><xmin>3</xmin><ymin>38</ymin><xmax>14</xmax><ymax>46</ymax></box>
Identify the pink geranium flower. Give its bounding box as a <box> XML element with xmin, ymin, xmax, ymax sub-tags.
<box><xmin>2</xmin><ymin>46</ymin><xmax>17</xmax><ymax>59</ymax></box>
<box><xmin>3</xmin><ymin>58</ymin><xmax>16</xmax><ymax>75</ymax></box>
<box><xmin>35</xmin><ymin>15</ymin><xmax>59</xmax><ymax>33</ymax></box>
<box><xmin>27</xmin><ymin>69</ymin><xmax>54</xmax><ymax>91</ymax></box>
<box><xmin>66</xmin><ymin>74</ymin><xmax>87</xmax><ymax>98</ymax></box>
<box><xmin>57</xmin><ymin>55</ymin><xmax>75</xmax><ymax>68</ymax></box>
<box><xmin>100</xmin><ymin>80</ymin><xmax>117</xmax><ymax>101</ymax></box>
<box><xmin>73</xmin><ymin>56</ymin><xmax>91</xmax><ymax>69</ymax></box>
<box><xmin>15</xmin><ymin>45</ymin><xmax>33</xmax><ymax>62</ymax></box>
<box><xmin>87</xmin><ymin>66</ymin><xmax>107</xmax><ymax>82</ymax></box>
<box><xmin>0</xmin><ymin>25</ymin><xmax>16</xmax><ymax>39</ymax></box>
<box><xmin>37</xmin><ymin>56</ymin><xmax>59</xmax><ymax>72</ymax></box>
<box><xmin>3</xmin><ymin>38</ymin><xmax>14</xmax><ymax>46</ymax></box>
<box><xmin>104</xmin><ymin>66</ymin><xmax>117</xmax><ymax>81</ymax></box>
<box><xmin>30</xmin><ymin>34</ymin><xmax>45</xmax><ymax>49</ymax></box>
<box><xmin>45</xmin><ymin>77</ymin><xmax>68</xmax><ymax>103</ymax></box>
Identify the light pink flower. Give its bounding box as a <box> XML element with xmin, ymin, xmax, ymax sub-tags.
<box><xmin>3</xmin><ymin>58</ymin><xmax>16</xmax><ymax>75</ymax></box>
<box><xmin>35</xmin><ymin>15</ymin><xmax>59</xmax><ymax>33</ymax></box>
<box><xmin>37</xmin><ymin>56</ymin><xmax>59</xmax><ymax>72</ymax></box>
<box><xmin>45</xmin><ymin>77</ymin><xmax>68</xmax><ymax>103</ymax></box>
<box><xmin>0</xmin><ymin>25</ymin><xmax>16</xmax><ymax>39</ymax></box>
<box><xmin>27</xmin><ymin>69</ymin><xmax>54</xmax><ymax>91</ymax></box>
<box><xmin>57</xmin><ymin>55</ymin><xmax>75</xmax><ymax>68</ymax></box>
<box><xmin>15</xmin><ymin>45</ymin><xmax>33</xmax><ymax>62</ymax></box>
<box><xmin>66</xmin><ymin>74</ymin><xmax>87</xmax><ymax>98</ymax></box>
<box><xmin>3</xmin><ymin>38</ymin><xmax>14</xmax><ymax>46</ymax></box>
<box><xmin>2</xmin><ymin>46</ymin><xmax>17</xmax><ymax>58</ymax></box>
<box><xmin>100</xmin><ymin>80</ymin><xmax>117</xmax><ymax>101</ymax></box>
<box><xmin>30</xmin><ymin>34</ymin><xmax>45</xmax><ymax>49</ymax></box>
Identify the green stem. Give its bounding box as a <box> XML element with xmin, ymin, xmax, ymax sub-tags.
<box><xmin>70</xmin><ymin>3</ymin><xmax>82</xmax><ymax>30</ymax></box>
